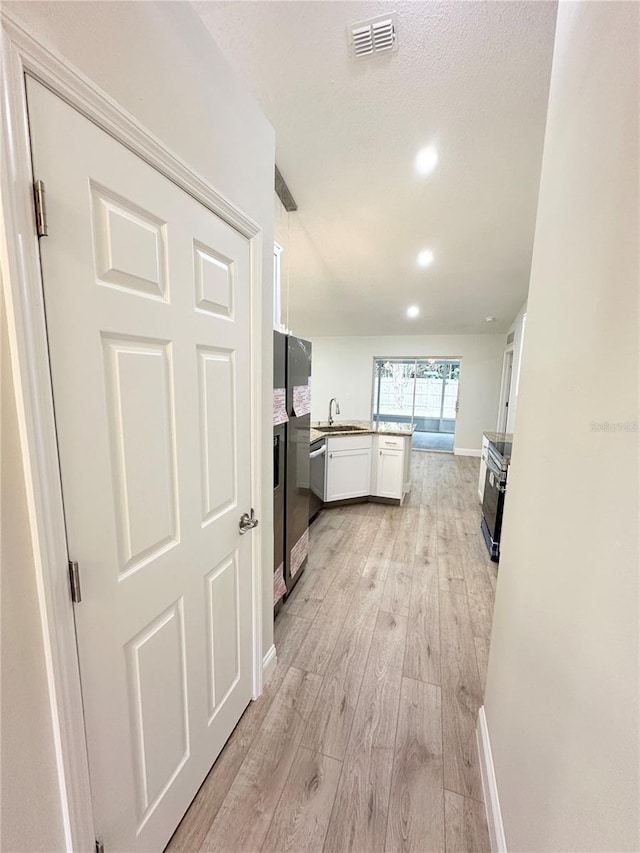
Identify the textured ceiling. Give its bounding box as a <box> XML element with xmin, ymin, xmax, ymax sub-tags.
<box><xmin>195</xmin><ymin>1</ymin><xmax>557</xmax><ymax>335</ymax></box>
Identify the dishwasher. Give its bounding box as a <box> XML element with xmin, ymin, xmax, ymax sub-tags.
<box><xmin>309</xmin><ymin>437</ymin><xmax>326</xmax><ymax>522</ymax></box>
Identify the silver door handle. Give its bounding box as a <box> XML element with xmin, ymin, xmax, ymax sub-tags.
<box><xmin>239</xmin><ymin>508</ymin><xmax>259</xmax><ymax>534</ymax></box>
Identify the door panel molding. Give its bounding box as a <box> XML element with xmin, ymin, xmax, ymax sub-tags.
<box><xmin>0</xmin><ymin>14</ymin><xmax>264</xmax><ymax>851</ymax></box>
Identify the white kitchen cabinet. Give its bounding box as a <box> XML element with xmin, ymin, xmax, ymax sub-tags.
<box><xmin>374</xmin><ymin>448</ymin><xmax>404</xmax><ymax>499</ymax></box>
<box><xmin>371</xmin><ymin>434</ymin><xmax>409</xmax><ymax>500</ymax></box>
<box><xmin>478</xmin><ymin>434</ymin><xmax>489</xmax><ymax>503</ymax></box>
<box><xmin>325</xmin><ymin>435</ymin><xmax>372</xmax><ymax>501</ymax></box>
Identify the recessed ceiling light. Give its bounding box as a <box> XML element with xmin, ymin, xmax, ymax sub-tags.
<box><xmin>417</xmin><ymin>249</ymin><xmax>434</xmax><ymax>268</ymax></box>
<box><xmin>415</xmin><ymin>145</ymin><xmax>438</xmax><ymax>176</ymax></box>
<box><xmin>485</xmin><ymin>316</ymin><xmax>496</xmax><ymax>323</ymax></box>
<box><xmin>407</xmin><ymin>305</ymin><xmax>420</xmax><ymax>318</ymax></box>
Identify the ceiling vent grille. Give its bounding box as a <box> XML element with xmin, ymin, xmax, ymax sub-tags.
<box><xmin>349</xmin><ymin>14</ymin><xmax>398</xmax><ymax>59</ymax></box>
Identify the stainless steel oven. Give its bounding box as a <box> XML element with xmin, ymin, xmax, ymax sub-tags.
<box><xmin>481</xmin><ymin>440</ymin><xmax>511</xmax><ymax>561</ymax></box>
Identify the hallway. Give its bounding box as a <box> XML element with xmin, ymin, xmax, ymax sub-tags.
<box><xmin>168</xmin><ymin>452</ymin><xmax>495</xmax><ymax>852</ymax></box>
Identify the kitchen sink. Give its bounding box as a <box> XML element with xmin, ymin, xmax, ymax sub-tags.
<box><xmin>315</xmin><ymin>424</ymin><xmax>368</xmax><ymax>433</ymax></box>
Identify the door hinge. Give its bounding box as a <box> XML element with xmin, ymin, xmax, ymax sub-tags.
<box><xmin>33</xmin><ymin>179</ymin><xmax>48</xmax><ymax>238</ymax></box>
<box><xmin>68</xmin><ymin>560</ymin><xmax>81</xmax><ymax>603</ymax></box>
<box><xmin>95</xmin><ymin>840</ymin><xmax>104</xmax><ymax>853</ymax></box>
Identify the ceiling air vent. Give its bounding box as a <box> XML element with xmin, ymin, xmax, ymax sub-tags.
<box><xmin>349</xmin><ymin>13</ymin><xmax>398</xmax><ymax>59</ymax></box>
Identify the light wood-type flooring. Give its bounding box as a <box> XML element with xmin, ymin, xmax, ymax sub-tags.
<box><xmin>167</xmin><ymin>452</ymin><xmax>495</xmax><ymax>853</ymax></box>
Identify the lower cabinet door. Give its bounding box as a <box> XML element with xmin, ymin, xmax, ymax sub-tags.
<box><xmin>325</xmin><ymin>448</ymin><xmax>372</xmax><ymax>501</ymax></box>
<box><xmin>375</xmin><ymin>448</ymin><xmax>404</xmax><ymax>499</ymax></box>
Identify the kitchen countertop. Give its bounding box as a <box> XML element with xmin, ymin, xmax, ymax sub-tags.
<box><xmin>483</xmin><ymin>431</ymin><xmax>514</xmax><ymax>443</ymax></box>
<box><xmin>310</xmin><ymin>420</ymin><xmax>416</xmax><ymax>444</ymax></box>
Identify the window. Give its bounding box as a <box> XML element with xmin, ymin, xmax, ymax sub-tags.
<box><xmin>371</xmin><ymin>357</ymin><xmax>461</xmax><ymax>451</ymax></box>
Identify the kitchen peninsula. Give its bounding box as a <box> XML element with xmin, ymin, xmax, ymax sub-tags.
<box><xmin>310</xmin><ymin>421</ymin><xmax>415</xmax><ymax>506</ymax></box>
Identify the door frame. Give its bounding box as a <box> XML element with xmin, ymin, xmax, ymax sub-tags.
<box><xmin>497</xmin><ymin>346</ymin><xmax>515</xmax><ymax>433</ymax></box>
<box><xmin>1</xmin><ymin>15</ymin><xmax>265</xmax><ymax>851</ymax></box>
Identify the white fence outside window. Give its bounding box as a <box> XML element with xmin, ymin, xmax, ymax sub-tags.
<box><xmin>375</xmin><ymin>377</ymin><xmax>459</xmax><ymax>419</ymax></box>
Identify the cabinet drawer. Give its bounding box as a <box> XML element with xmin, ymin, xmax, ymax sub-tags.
<box><xmin>327</xmin><ymin>434</ymin><xmax>373</xmax><ymax>452</ymax></box>
<box><xmin>377</xmin><ymin>434</ymin><xmax>405</xmax><ymax>450</ymax></box>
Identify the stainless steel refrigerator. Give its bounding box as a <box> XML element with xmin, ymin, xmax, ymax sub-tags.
<box><xmin>285</xmin><ymin>335</ymin><xmax>311</xmax><ymax>593</ymax></box>
<box><xmin>273</xmin><ymin>331</ymin><xmax>311</xmax><ymax>604</ymax></box>
<box><xmin>273</xmin><ymin>331</ymin><xmax>287</xmax><ymax>608</ymax></box>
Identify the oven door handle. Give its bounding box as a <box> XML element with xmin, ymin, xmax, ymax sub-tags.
<box><xmin>486</xmin><ymin>455</ymin><xmax>504</xmax><ymax>478</ymax></box>
<box><xmin>485</xmin><ymin>464</ymin><xmax>507</xmax><ymax>492</ymax></box>
<box><xmin>310</xmin><ymin>445</ymin><xmax>326</xmax><ymax>460</ymax></box>
<box><xmin>489</xmin><ymin>476</ymin><xmax>506</xmax><ymax>494</ymax></box>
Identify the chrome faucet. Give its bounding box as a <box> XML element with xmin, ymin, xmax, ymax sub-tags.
<box><xmin>328</xmin><ymin>397</ymin><xmax>340</xmax><ymax>426</ymax></box>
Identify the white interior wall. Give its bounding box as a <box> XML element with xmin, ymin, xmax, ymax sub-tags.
<box><xmin>1</xmin><ymin>3</ymin><xmax>275</xmax><ymax>849</ymax></box>
<box><xmin>484</xmin><ymin>3</ymin><xmax>639</xmax><ymax>850</ymax></box>
<box><xmin>274</xmin><ymin>193</ymin><xmax>290</xmax><ymax>330</ymax></box>
<box><xmin>309</xmin><ymin>334</ymin><xmax>504</xmax><ymax>452</ymax></box>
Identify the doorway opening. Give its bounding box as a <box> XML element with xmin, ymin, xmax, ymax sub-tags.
<box><xmin>371</xmin><ymin>357</ymin><xmax>461</xmax><ymax>452</ymax></box>
<box><xmin>497</xmin><ymin>348</ymin><xmax>514</xmax><ymax>433</ymax></box>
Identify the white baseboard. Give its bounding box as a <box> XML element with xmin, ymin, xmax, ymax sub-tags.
<box><xmin>454</xmin><ymin>447</ymin><xmax>482</xmax><ymax>457</ymax></box>
<box><xmin>262</xmin><ymin>644</ymin><xmax>277</xmax><ymax>685</ymax></box>
<box><xmin>477</xmin><ymin>706</ymin><xmax>507</xmax><ymax>853</ymax></box>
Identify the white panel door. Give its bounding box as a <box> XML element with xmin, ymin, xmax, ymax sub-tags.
<box><xmin>27</xmin><ymin>79</ymin><xmax>255</xmax><ymax>851</ymax></box>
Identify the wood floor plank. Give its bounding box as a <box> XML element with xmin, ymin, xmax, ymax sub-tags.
<box><xmin>274</xmin><ymin>611</ymin><xmax>312</xmax><ymax>665</ymax></box>
<box><xmin>444</xmin><ymin>790</ymin><xmax>491</xmax><ymax>853</ymax></box>
<box><xmin>297</xmin><ymin>557</ymin><xmax>339</xmax><ymax>600</ymax></box>
<box><xmin>293</xmin><ymin>557</ymin><xmax>360</xmax><ymax>675</ymax></box>
<box><xmin>260</xmin><ymin>747</ymin><xmax>342</xmax><ymax>853</ymax></box>
<box><xmin>467</xmin><ymin>591</ymin><xmax>493</xmax><ymax>641</ymax></box>
<box><xmin>394</xmin><ymin>507</ymin><xmax>420</xmax><ymax>561</ymax></box>
<box><xmin>438</xmin><ymin>535</ymin><xmax>467</xmax><ymax>595</ymax></box>
<box><xmin>462</xmin><ymin>537</ymin><xmax>495</xmax><ymax>599</ymax></box>
<box><xmin>307</xmin><ymin>528</ymin><xmax>347</xmax><ymax>571</ymax></box>
<box><xmin>462</xmin><ymin>795</ymin><xmax>491</xmax><ymax>852</ymax></box>
<box><xmin>200</xmin><ymin>666</ymin><xmax>321</xmax><ymax>852</ymax></box>
<box><xmin>474</xmin><ymin>636</ymin><xmax>490</xmax><ymax>696</ymax></box>
<box><xmin>339</xmin><ymin>512</ymin><xmax>379</xmax><ymax>559</ymax></box>
<box><xmin>415</xmin><ymin>505</ymin><xmax>438</xmax><ymax>561</ymax></box>
<box><xmin>166</xmin><ymin>664</ymin><xmax>289</xmax><ymax>852</ymax></box>
<box><xmin>436</xmin><ymin>496</ymin><xmax>458</xmax><ymax>549</ymax></box>
<box><xmin>404</xmin><ymin>551</ymin><xmax>441</xmax><ymax>685</ymax></box>
<box><xmin>440</xmin><ymin>589</ymin><xmax>484</xmax><ymax>802</ymax></box>
<box><xmin>301</xmin><ymin>576</ymin><xmax>382</xmax><ymax>759</ymax></box>
<box><xmin>380</xmin><ymin>508</ymin><xmax>417</xmax><ymax>616</ymax></box>
<box><xmin>282</xmin><ymin>582</ymin><xmax>324</xmax><ymax>621</ymax></box>
<box><xmin>380</xmin><ymin>556</ymin><xmax>413</xmax><ymax>616</ymax></box>
<box><xmin>385</xmin><ymin>678</ymin><xmax>444</xmax><ymax>853</ymax></box>
<box><xmin>362</xmin><ymin>514</ymin><xmax>399</xmax><ymax>582</ymax></box>
<box><xmin>444</xmin><ymin>789</ymin><xmax>464</xmax><ymax>852</ymax></box>
<box><xmin>323</xmin><ymin>611</ymin><xmax>408</xmax><ymax>853</ymax></box>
